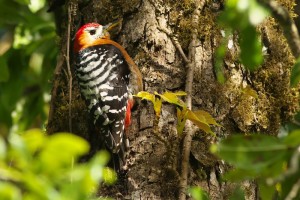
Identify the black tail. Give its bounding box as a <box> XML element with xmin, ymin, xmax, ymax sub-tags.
<box><xmin>110</xmin><ymin>135</ymin><xmax>128</xmax><ymax>172</ymax></box>
<box><xmin>88</xmin><ymin>124</ymin><xmax>128</xmax><ymax>173</ymax></box>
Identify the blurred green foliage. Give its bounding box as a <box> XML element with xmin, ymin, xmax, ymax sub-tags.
<box><xmin>1</xmin><ymin>0</ymin><xmax>300</xmax><ymax>199</ymax></box>
<box><xmin>0</xmin><ymin>0</ymin><xmax>57</xmax><ymax>135</ymax></box>
<box><xmin>193</xmin><ymin>0</ymin><xmax>300</xmax><ymax>199</ymax></box>
<box><xmin>215</xmin><ymin>0</ymin><xmax>269</xmax><ymax>79</ymax></box>
<box><xmin>0</xmin><ymin>129</ymin><xmax>115</xmax><ymax>200</ymax></box>
<box><xmin>0</xmin><ymin>3</ymin><xmax>117</xmax><ymax>198</ymax></box>
<box><xmin>211</xmin><ymin>130</ymin><xmax>300</xmax><ymax>200</ymax></box>
<box><xmin>291</xmin><ymin>57</ymin><xmax>300</xmax><ymax>87</ymax></box>
<box><xmin>188</xmin><ymin>186</ymin><xmax>209</xmax><ymax>200</ymax></box>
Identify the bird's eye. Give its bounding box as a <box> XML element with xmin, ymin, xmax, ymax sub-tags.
<box><xmin>89</xmin><ymin>30</ymin><xmax>96</xmax><ymax>35</ymax></box>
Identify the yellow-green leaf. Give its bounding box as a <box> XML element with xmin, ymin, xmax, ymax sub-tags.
<box><xmin>158</xmin><ymin>91</ymin><xmax>186</xmax><ymax>107</ymax></box>
<box><xmin>290</xmin><ymin>57</ymin><xmax>300</xmax><ymax>87</ymax></box>
<box><xmin>135</xmin><ymin>91</ymin><xmax>155</xmax><ymax>103</ymax></box>
<box><xmin>186</xmin><ymin>110</ymin><xmax>215</xmax><ymax>135</ymax></box>
<box><xmin>0</xmin><ymin>183</ymin><xmax>22</xmax><ymax>200</ymax></box>
<box><xmin>193</xmin><ymin>110</ymin><xmax>219</xmax><ymax>126</ymax></box>
<box><xmin>39</xmin><ymin>133</ymin><xmax>90</xmax><ymax>172</ymax></box>
<box><xmin>22</xmin><ymin>129</ymin><xmax>46</xmax><ymax>154</ymax></box>
<box><xmin>135</xmin><ymin>91</ymin><xmax>162</xmax><ymax>116</ymax></box>
<box><xmin>177</xmin><ymin>107</ymin><xmax>188</xmax><ymax>135</ymax></box>
<box><xmin>153</xmin><ymin>98</ymin><xmax>162</xmax><ymax>117</ymax></box>
<box><xmin>187</xmin><ymin>110</ymin><xmax>208</xmax><ymax>124</ymax></box>
<box><xmin>172</xmin><ymin>91</ymin><xmax>187</xmax><ymax>96</ymax></box>
<box><xmin>103</xmin><ymin>167</ymin><xmax>117</xmax><ymax>185</ymax></box>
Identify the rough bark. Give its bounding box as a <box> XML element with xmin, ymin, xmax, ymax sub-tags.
<box><xmin>47</xmin><ymin>0</ymin><xmax>299</xmax><ymax>199</ymax></box>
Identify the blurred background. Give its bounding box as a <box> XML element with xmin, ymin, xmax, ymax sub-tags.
<box><xmin>0</xmin><ymin>0</ymin><xmax>57</xmax><ymax>135</ymax></box>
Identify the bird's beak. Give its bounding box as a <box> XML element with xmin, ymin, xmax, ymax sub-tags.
<box><xmin>103</xmin><ymin>20</ymin><xmax>122</xmax><ymax>34</ymax></box>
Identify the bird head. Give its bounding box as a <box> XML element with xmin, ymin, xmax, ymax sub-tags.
<box><xmin>74</xmin><ymin>22</ymin><xmax>116</xmax><ymax>52</ymax></box>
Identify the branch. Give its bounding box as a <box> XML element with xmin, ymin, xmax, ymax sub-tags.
<box><xmin>158</xmin><ymin>27</ymin><xmax>190</xmax><ymax>63</ymax></box>
<box><xmin>66</xmin><ymin>3</ymin><xmax>73</xmax><ymax>133</ymax></box>
<box><xmin>178</xmin><ymin>4</ymin><xmax>202</xmax><ymax>200</ymax></box>
<box><xmin>149</xmin><ymin>0</ymin><xmax>190</xmax><ymax>63</ymax></box>
<box><xmin>48</xmin><ymin>53</ymin><xmax>64</xmax><ymax>130</ymax></box>
<box><xmin>267</xmin><ymin>146</ymin><xmax>300</xmax><ymax>185</ymax></box>
<box><xmin>258</xmin><ymin>0</ymin><xmax>300</xmax><ymax>58</ymax></box>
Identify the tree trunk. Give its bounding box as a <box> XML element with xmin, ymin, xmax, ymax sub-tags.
<box><xmin>47</xmin><ymin>0</ymin><xmax>299</xmax><ymax>199</ymax></box>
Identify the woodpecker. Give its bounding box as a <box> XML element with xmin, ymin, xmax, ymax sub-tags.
<box><xmin>73</xmin><ymin>22</ymin><xmax>143</xmax><ymax>170</ymax></box>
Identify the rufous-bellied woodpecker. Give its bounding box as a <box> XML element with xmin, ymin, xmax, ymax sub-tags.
<box><xmin>73</xmin><ymin>22</ymin><xmax>143</xmax><ymax>171</ymax></box>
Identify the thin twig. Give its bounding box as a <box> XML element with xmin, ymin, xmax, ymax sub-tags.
<box><xmin>48</xmin><ymin>53</ymin><xmax>64</xmax><ymax>131</ymax></box>
<box><xmin>66</xmin><ymin>3</ymin><xmax>73</xmax><ymax>133</ymax></box>
<box><xmin>178</xmin><ymin>5</ymin><xmax>201</xmax><ymax>200</ymax></box>
<box><xmin>149</xmin><ymin>0</ymin><xmax>190</xmax><ymax>63</ymax></box>
<box><xmin>158</xmin><ymin>27</ymin><xmax>190</xmax><ymax>63</ymax></box>
<box><xmin>258</xmin><ymin>0</ymin><xmax>300</xmax><ymax>58</ymax></box>
<box><xmin>267</xmin><ymin>146</ymin><xmax>300</xmax><ymax>185</ymax></box>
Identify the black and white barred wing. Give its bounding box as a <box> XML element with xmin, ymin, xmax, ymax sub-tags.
<box><xmin>75</xmin><ymin>44</ymin><xmax>130</xmax><ymax>153</ymax></box>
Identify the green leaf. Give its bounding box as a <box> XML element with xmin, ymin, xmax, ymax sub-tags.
<box><xmin>13</xmin><ymin>25</ymin><xmax>33</xmax><ymax>48</ymax></box>
<box><xmin>0</xmin><ymin>182</ymin><xmax>22</xmax><ymax>200</ymax></box>
<box><xmin>64</xmin><ymin>166</ymin><xmax>99</xmax><ymax>197</ymax></box>
<box><xmin>0</xmin><ymin>137</ymin><xmax>6</xmax><ymax>160</ymax></box>
<box><xmin>102</xmin><ymin>167</ymin><xmax>117</xmax><ymax>185</ymax></box>
<box><xmin>284</xmin><ymin>130</ymin><xmax>300</xmax><ymax>147</ymax></box>
<box><xmin>39</xmin><ymin>133</ymin><xmax>89</xmax><ymax>172</ymax></box>
<box><xmin>222</xmin><ymin>0</ymin><xmax>269</xmax><ymax>27</ymax></box>
<box><xmin>214</xmin><ymin>44</ymin><xmax>226</xmax><ymax>84</ymax></box>
<box><xmin>229</xmin><ymin>187</ymin><xmax>245</xmax><ymax>200</ymax></box>
<box><xmin>212</xmin><ymin>135</ymin><xmax>288</xmax><ymax>171</ymax></box>
<box><xmin>91</xmin><ymin>150</ymin><xmax>110</xmax><ymax>166</ymax></box>
<box><xmin>240</xmin><ymin>26</ymin><xmax>263</xmax><ymax>70</ymax></box>
<box><xmin>248</xmin><ymin>0</ymin><xmax>269</xmax><ymax>25</ymax></box>
<box><xmin>15</xmin><ymin>0</ymin><xmax>30</xmax><ymax>5</ymax></box>
<box><xmin>22</xmin><ymin>129</ymin><xmax>46</xmax><ymax>154</ymax></box>
<box><xmin>188</xmin><ymin>186</ymin><xmax>209</xmax><ymax>200</ymax></box>
<box><xmin>258</xmin><ymin>181</ymin><xmax>276</xmax><ymax>200</ymax></box>
<box><xmin>280</xmin><ymin>170</ymin><xmax>300</xmax><ymax>199</ymax></box>
<box><xmin>20</xmin><ymin>172</ymin><xmax>53</xmax><ymax>199</ymax></box>
<box><xmin>218</xmin><ymin>0</ymin><xmax>268</xmax><ymax>72</ymax></box>
<box><xmin>223</xmin><ymin>153</ymin><xmax>285</xmax><ymax>181</ymax></box>
<box><xmin>8</xmin><ymin>132</ymin><xmax>31</xmax><ymax>169</ymax></box>
<box><xmin>28</xmin><ymin>0</ymin><xmax>46</xmax><ymax>13</ymax></box>
<box><xmin>290</xmin><ymin>57</ymin><xmax>300</xmax><ymax>87</ymax></box>
<box><xmin>0</xmin><ymin>56</ymin><xmax>9</xmax><ymax>82</ymax></box>
<box><xmin>223</xmin><ymin>168</ymin><xmax>258</xmax><ymax>181</ymax></box>
<box><xmin>48</xmin><ymin>133</ymin><xmax>90</xmax><ymax>156</ymax></box>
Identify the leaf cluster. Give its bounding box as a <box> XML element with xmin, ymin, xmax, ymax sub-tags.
<box><xmin>211</xmin><ymin>131</ymin><xmax>300</xmax><ymax>199</ymax></box>
<box><xmin>215</xmin><ymin>0</ymin><xmax>269</xmax><ymax>80</ymax></box>
<box><xmin>0</xmin><ymin>0</ymin><xmax>57</xmax><ymax>134</ymax></box>
<box><xmin>0</xmin><ymin>129</ymin><xmax>115</xmax><ymax>200</ymax></box>
<box><xmin>135</xmin><ymin>91</ymin><xmax>218</xmax><ymax>135</ymax></box>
